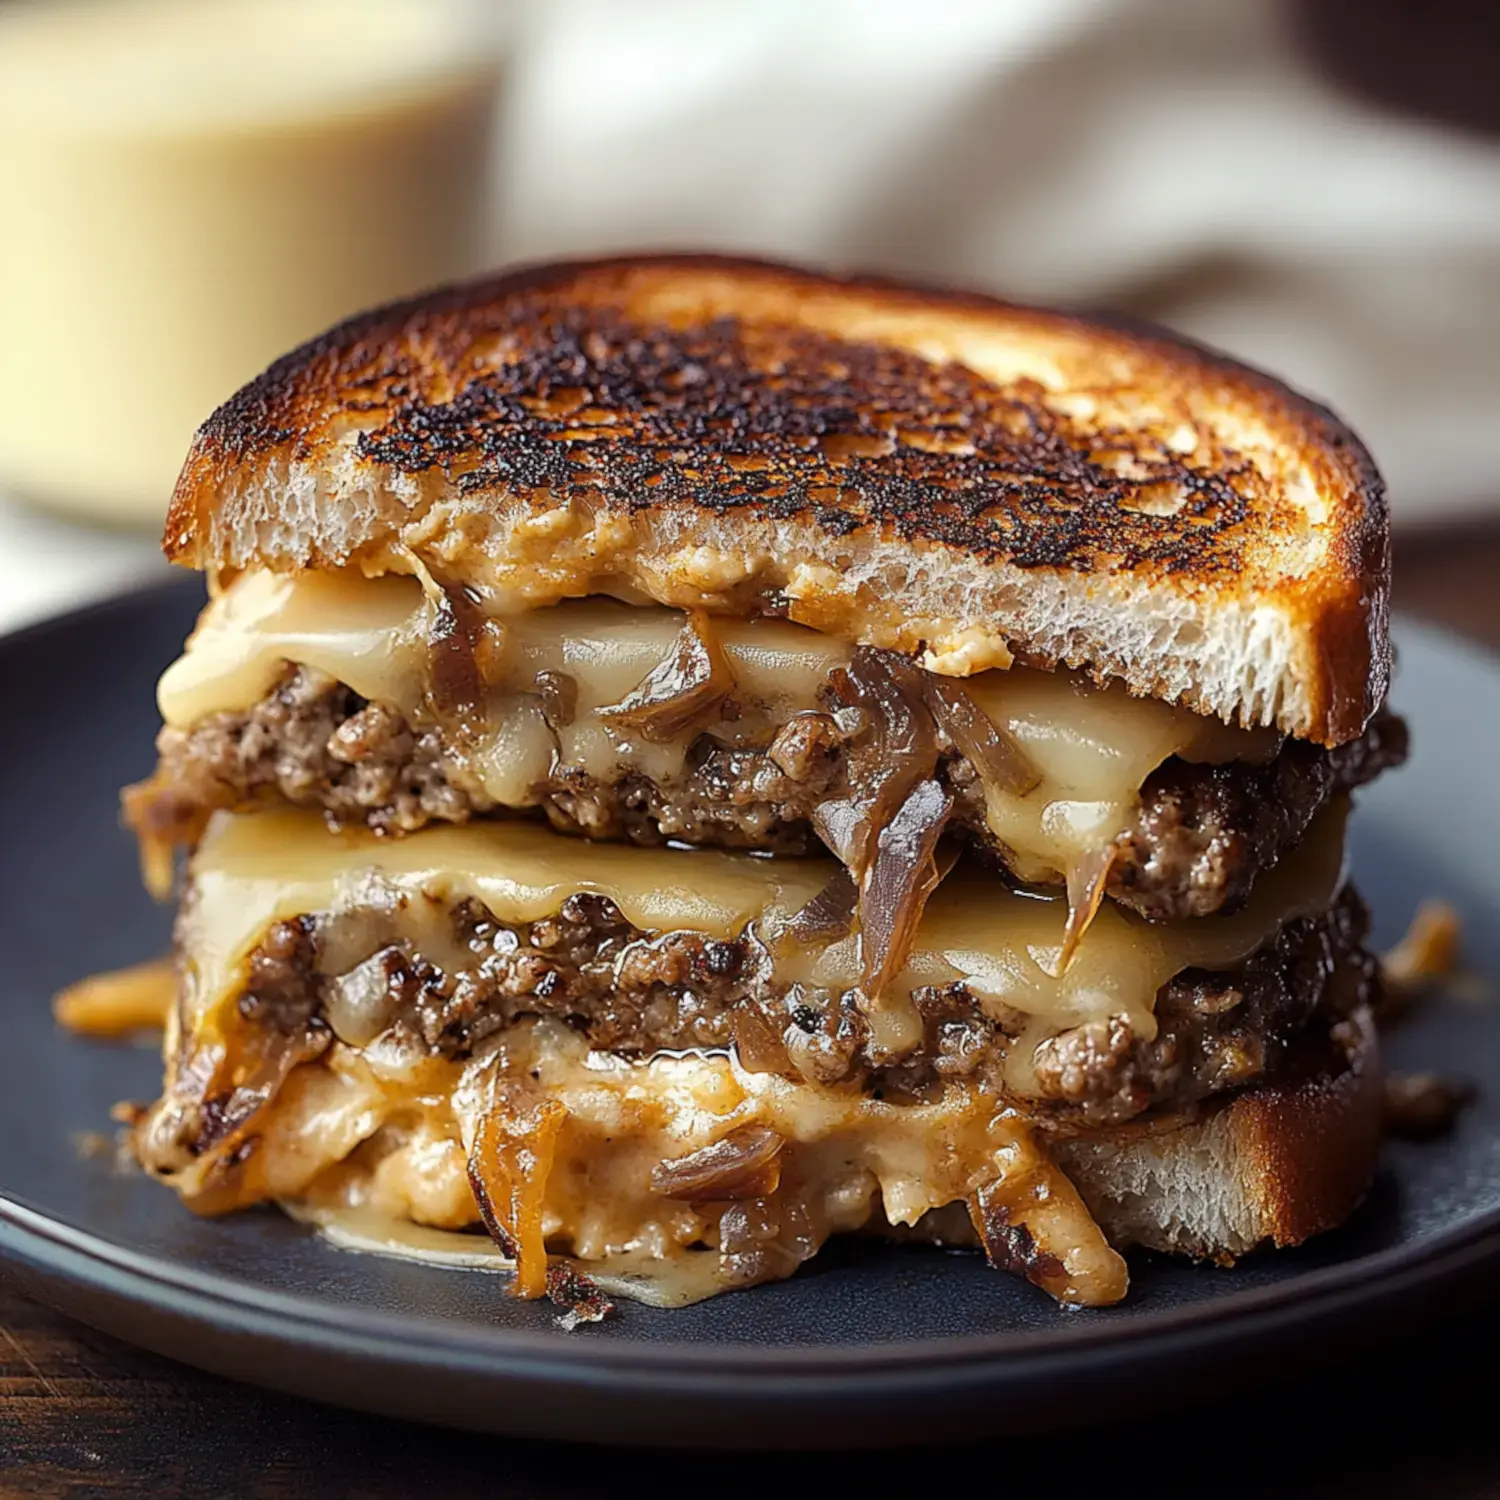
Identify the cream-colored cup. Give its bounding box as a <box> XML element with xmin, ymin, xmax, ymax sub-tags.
<box><xmin>0</xmin><ymin>0</ymin><xmax>502</xmax><ymax>526</ymax></box>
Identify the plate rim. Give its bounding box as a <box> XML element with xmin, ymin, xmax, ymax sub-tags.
<box><xmin>5</xmin><ymin>1177</ymin><xmax>1500</xmax><ymax>1382</ymax></box>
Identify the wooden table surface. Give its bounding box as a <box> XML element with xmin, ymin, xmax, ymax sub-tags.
<box><xmin>4</xmin><ymin>525</ymin><xmax>1500</xmax><ymax>1499</ymax></box>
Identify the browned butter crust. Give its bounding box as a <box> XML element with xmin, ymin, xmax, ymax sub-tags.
<box><xmin>165</xmin><ymin>254</ymin><xmax>1391</xmax><ymax>744</ymax></box>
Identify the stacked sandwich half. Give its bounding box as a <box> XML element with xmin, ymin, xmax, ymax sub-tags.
<box><xmin>125</xmin><ymin>257</ymin><xmax>1406</xmax><ymax>1312</ymax></box>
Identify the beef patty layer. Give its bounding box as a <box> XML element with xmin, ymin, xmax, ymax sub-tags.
<box><xmin>164</xmin><ymin>878</ymin><xmax>1376</xmax><ymax>1170</ymax></box>
<box><xmin>129</xmin><ymin>665</ymin><xmax>1407</xmax><ymax>924</ymax></box>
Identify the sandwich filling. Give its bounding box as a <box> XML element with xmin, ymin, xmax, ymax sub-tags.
<box><xmin>109</xmin><ymin>259</ymin><xmax>1400</xmax><ymax>1316</ymax></box>
<box><xmin>136</xmin><ymin>801</ymin><xmax>1373</xmax><ymax>1310</ymax></box>
<box><xmin>127</xmin><ymin>570</ymin><xmax>1406</xmax><ymax>924</ymax></box>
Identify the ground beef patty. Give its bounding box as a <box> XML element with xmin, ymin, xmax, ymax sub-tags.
<box><xmin>130</xmin><ymin>666</ymin><xmax>1406</xmax><ymax>921</ymax></box>
<box><xmin>210</xmin><ymin>882</ymin><xmax>1377</xmax><ymax>1135</ymax></box>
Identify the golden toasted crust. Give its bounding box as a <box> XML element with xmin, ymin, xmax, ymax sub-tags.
<box><xmin>1230</xmin><ymin>1007</ymin><xmax>1384</xmax><ymax>1248</ymax></box>
<box><xmin>1059</xmin><ymin>1006</ymin><xmax>1382</xmax><ymax>1260</ymax></box>
<box><xmin>165</xmin><ymin>254</ymin><xmax>1390</xmax><ymax>743</ymax></box>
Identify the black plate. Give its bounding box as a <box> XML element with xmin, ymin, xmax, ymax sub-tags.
<box><xmin>1</xmin><ymin>580</ymin><xmax>1497</xmax><ymax>1449</ymax></box>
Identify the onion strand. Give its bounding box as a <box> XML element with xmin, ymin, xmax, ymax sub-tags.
<box><xmin>969</xmin><ymin>1147</ymin><xmax>1129</xmax><ymax>1307</ymax></box>
<box><xmin>1055</xmin><ymin>841</ymin><xmax>1122</xmax><ymax>976</ymax></box>
<box><xmin>858</xmin><ymin>778</ymin><xmax>954</xmax><ymax>997</ymax></box>
<box><xmin>786</xmin><ymin>867</ymin><xmax>858</xmax><ymax>946</ymax></box>
<box><xmin>466</xmin><ymin>1082</ymin><xmax>568</xmax><ymax>1300</ymax></box>
<box><xmin>650</xmin><ymin>1124</ymin><xmax>785</xmax><ymax>1203</ymax></box>
<box><xmin>427</xmin><ymin>583</ymin><xmax>487</xmax><ymax>723</ymax></box>
<box><xmin>597</xmin><ymin>610</ymin><xmax>735</xmax><ymax>741</ymax></box>
<box><xmin>922</xmin><ymin>676</ymin><xmax>1041</xmax><ymax>798</ymax></box>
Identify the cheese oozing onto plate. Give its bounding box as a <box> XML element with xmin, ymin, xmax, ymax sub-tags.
<box><xmin>234</xmin><ymin>1018</ymin><xmax>1125</xmax><ymax>1306</ymax></box>
<box><xmin>157</xmin><ymin>569</ymin><xmax>1280</xmax><ymax>888</ymax></box>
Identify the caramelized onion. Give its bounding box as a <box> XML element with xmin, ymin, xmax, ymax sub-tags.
<box><xmin>466</xmin><ymin>1083</ymin><xmax>568</xmax><ymax>1300</ymax></box>
<box><xmin>1055</xmin><ymin>841</ymin><xmax>1122</xmax><ymax>976</ymax></box>
<box><xmin>533</xmin><ymin>669</ymin><xmax>578</xmax><ymax>730</ymax></box>
<box><xmin>428</xmin><ymin>583</ymin><xmax>487</xmax><ymax>722</ymax></box>
<box><xmin>1383</xmin><ymin>900</ymin><xmax>1462</xmax><ymax>992</ymax></box>
<box><xmin>717</xmin><ymin>1192</ymin><xmax>821</xmax><ymax>1287</ymax></box>
<box><xmin>922</xmin><ymin>676</ymin><xmax>1041</xmax><ymax>798</ymax></box>
<box><xmin>120</xmin><ymin>771</ymin><xmax>200</xmax><ymax>898</ymax></box>
<box><xmin>969</xmin><ymin>1152</ymin><xmax>1128</xmax><ymax>1307</ymax></box>
<box><xmin>322</xmin><ymin>948</ymin><xmax>403</xmax><ymax>1047</ymax></box>
<box><xmin>817</xmin><ymin>647</ymin><xmax>941</xmax><ymax>879</ymax></box>
<box><xmin>147</xmin><ymin>1015</ymin><xmax>332</xmax><ymax>1214</ymax></box>
<box><xmin>809</xmin><ymin>650</ymin><xmax>964</xmax><ymax>993</ymax></box>
<box><xmin>786</xmin><ymin>867</ymin><xmax>858</xmax><ymax>945</ymax></box>
<box><xmin>650</xmin><ymin>1123</ymin><xmax>785</xmax><ymax>1203</ymax></box>
<box><xmin>969</xmin><ymin>1179</ymin><xmax>1065</xmax><ymax>1290</ymax></box>
<box><xmin>732</xmin><ymin>1007</ymin><xmax>793</xmax><ymax>1076</ymax></box>
<box><xmin>544</xmin><ymin>1261</ymin><xmax>615</xmax><ymax>1325</ymax></box>
<box><xmin>53</xmin><ymin>957</ymin><xmax>176</xmax><ymax>1038</ymax></box>
<box><xmin>209</xmin><ymin>1032</ymin><xmax>326</xmax><ymax>1159</ymax></box>
<box><xmin>316</xmin><ymin>893</ymin><xmax>400</xmax><ymax>978</ymax></box>
<box><xmin>810</xmin><ymin>799</ymin><xmax>863</xmax><ymax>870</ymax></box>
<box><xmin>597</xmin><ymin>610</ymin><xmax>734</xmax><ymax>742</ymax></box>
<box><xmin>858</xmin><ymin>779</ymin><xmax>953</xmax><ymax>997</ymax></box>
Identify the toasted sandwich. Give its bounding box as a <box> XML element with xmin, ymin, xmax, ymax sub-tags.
<box><xmin>125</xmin><ymin>255</ymin><xmax>1403</xmax><ymax>1312</ymax></box>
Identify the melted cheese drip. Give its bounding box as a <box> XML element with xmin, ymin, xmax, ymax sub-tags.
<box><xmin>182</xmin><ymin>803</ymin><xmax>1347</xmax><ymax>1098</ymax></box>
<box><xmin>282</xmin><ymin>1201</ymin><xmax>734</xmax><ymax>1309</ymax></box>
<box><xmin>158</xmin><ymin>570</ymin><xmax>429</xmax><ymax>723</ymax></box>
<box><xmin>156</xmin><ymin>568</ymin><xmax>1279</xmax><ymax>887</ymax></box>
<box><xmin>246</xmin><ymin>1020</ymin><xmax>1114</xmax><ymax>1304</ymax></box>
<box><xmin>964</xmin><ymin>671</ymin><xmax>1265</xmax><ymax>883</ymax></box>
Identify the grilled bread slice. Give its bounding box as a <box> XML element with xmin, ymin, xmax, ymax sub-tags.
<box><xmin>1059</xmin><ymin>1006</ymin><xmax>1382</xmax><ymax>1260</ymax></box>
<box><xmin>165</xmin><ymin>254</ymin><xmax>1389</xmax><ymax>744</ymax></box>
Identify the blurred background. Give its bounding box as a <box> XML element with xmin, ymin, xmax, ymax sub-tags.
<box><xmin>1</xmin><ymin>0</ymin><xmax>1497</xmax><ymax>633</ymax></box>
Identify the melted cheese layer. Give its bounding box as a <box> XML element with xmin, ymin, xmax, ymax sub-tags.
<box><xmin>182</xmin><ymin>803</ymin><xmax>1348</xmax><ymax>1087</ymax></box>
<box><xmin>223</xmin><ymin>1019</ymin><xmax>1119</xmax><ymax>1305</ymax></box>
<box><xmin>157</xmin><ymin>568</ymin><xmax>1278</xmax><ymax>885</ymax></box>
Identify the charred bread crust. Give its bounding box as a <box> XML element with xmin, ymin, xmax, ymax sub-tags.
<box><xmin>165</xmin><ymin>254</ymin><xmax>1390</xmax><ymax>744</ymax></box>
